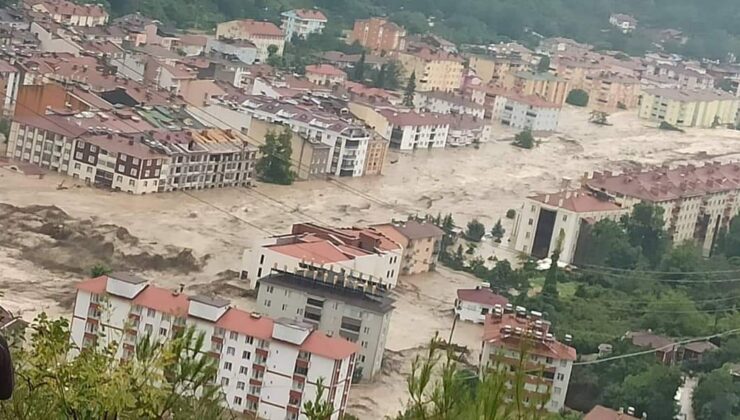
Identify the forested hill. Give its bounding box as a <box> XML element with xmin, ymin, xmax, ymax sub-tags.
<box><xmin>103</xmin><ymin>0</ymin><xmax>740</xmax><ymax>59</ymax></box>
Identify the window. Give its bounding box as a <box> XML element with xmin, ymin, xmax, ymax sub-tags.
<box><xmin>131</xmin><ymin>168</ymin><xmax>138</xmax><ymax>177</ymax></box>
<box><xmin>553</xmin><ymin>386</ymin><xmax>562</xmax><ymax>395</ymax></box>
<box><xmin>116</xmin><ymin>175</ymin><xmax>122</xmax><ymax>182</ymax></box>
<box><xmin>159</xmin><ymin>328</ymin><xmax>167</xmax><ymax>336</ymax></box>
<box><xmin>221</xmin><ymin>377</ymin><xmax>229</xmax><ymax>387</ymax></box>
<box><xmin>162</xmin><ymin>314</ymin><xmax>170</xmax><ymax>323</ymax></box>
<box><xmin>87</xmin><ymin>155</ymin><xmax>94</xmax><ymax>164</ymax></box>
<box><xmin>239</xmin><ymin>366</ymin><xmax>248</xmax><ymax>374</ymax></box>
<box><xmin>233</xmin><ymin>396</ymin><xmax>242</xmax><ymax>405</ymax></box>
<box><xmin>86</xmin><ymin>166</ymin><xmax>93</xmax><ymax>173</ymax></box>
<box><xmin>74</xmin><ymin>163</ymin><xmax>81</xmax><ymax>170</ymax></box>
<box><xmin>249</xmin><ymin>385</ymin><xmax>261</xmax><ymax>395</ymax></box>
<box><xmin>556</xmin><ymin>373</ymin><xmax>565</xmax><ymax>381</ymax></box>
<box><xmin>528</xmin><ymin>218</ymin><xmax>533</xmax><ymax>225</ymax></box>
<box><xmin>244</xmin><ymin>335</ymin><xmax>253</xmax><ymax>345</ymax></box>
<box><xmin>361</xmin><ymin>341</ymin><xmax>368</xmax><ymax>348</ymax></box>
<box><xmin>224</xmin><ymin>362</ymin><xmax>232</xmax><ymax>371</ymax></box>
<box><xmin>281</xmin><ymin>304</ymin><xmax>287</xmax><ymax>311</ymax></box>
<box><xmin>259</xmin><ymin>254</ymin><xmax>265</xmax><ymax>264</ymax></box>
<box><xmin>237</xmin><ymin>381</ymin><xmax>245</xmax><ymax>390</ymax></box>
<box><xmin>546</xmin><ymin>357</ymin><xmax>553</xmax><ymax>364</ymax></box>
<box><xmin>242</xmin><ymin>351</ymin><xmax>251</xmax><ymax>360</ymax></box>
<box><xmin>227</xmin><ymin>346</ymin><xmax>235</xmax><ymax>356</ymax></box>
<box><xmin>266</xmin><ymin>285</ymin><xmax>274</xmax><ymax>293</ymax></box>
<box><xmin>132</xmin><ymin>158</ymin><xmax>140</xmax><ymax>165</ymax></box>
<box><xmin>264</xmin><ymin>300</ymin><xmax>271</xmax><ymax>307</ymax></box>
<box><xmin>129</xmin><ymin>180</ymin><xmax>135</xmax><ymax>186</ymax></box>
<box><xmin>147</xmin><ymin>308</ymin><xmax>155</xmax><ymax>317</ymax></box>
<box><xmin>363</xmin><ymin>327</ymin><xmax>370</xmax><ymax>334</ymax></box>
<box><xmin>144</xmin><ymin>324</ymin><xmax>152</xmax><ymax>334</ymax></box>
<box><xmin>562</xmin><ymin>215</ymin><xmax>567</xmax><ymax>221</ymax></box>
<box><xmin>560</xmin><ymin>360</ymin><xmax>568</xmax><ymax>367</ymax></box>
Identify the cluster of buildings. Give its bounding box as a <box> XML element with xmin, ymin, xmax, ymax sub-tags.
<box><xmin>512</xmin><ymin>162</ymin><xmax>740</xmax><ymax>264</ymax></box>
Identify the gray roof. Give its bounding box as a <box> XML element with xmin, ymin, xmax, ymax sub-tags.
<box><xmin>642</xmin><ymin>88</ymin><xmax>736</xmax><ymax>102</ymax></box>
<box><xmin>392</xmin><ymin>220</ymin><xmax>444</xmax><ymax>240</ymax></box>
<box><xmin>189</xmin><ymin>295</ymin><xmax>231</xmax><ymax>307</ymax></box>
<box><xmin>109</xmin><ymin>271</ymin><xmax>148</xmax><ymax>285</ymax></box>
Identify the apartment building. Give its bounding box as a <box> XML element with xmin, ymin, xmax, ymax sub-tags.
<box><xmin>502</xmin><ymin>71</ymin><xmax>569</xmax><ymax>105</ymax></box>
<box><xmin>447</xmin><ymin>114</ymin><xmax>490</xmax><ymax>147</ymax></box>
<box><xmin>257</xmin><ymin>269</ymin><xmax>394</xmax><ymax>381</ymax></box>
<box><xmin>249</xmin><ymin>118</ymin><xmax>330</xmax><ymax>180</ymax></box>
<box><xmin>363</xmin><ymin>135</ymin><xmax>388</xmax><ymax>176</ymax></box>
<box><xmin>0</xmin><ymin>58</ymin><xmax>19</xmax><ymax>117</ymax></box>
<box><xmin>215</xmin><ymin>19</ymin><xmax>285</xmax><ymax>62</ymax></box>
<box><xmin>489</xmin><ymin>89</ymin><xmax>561</xmax><ymax>131</ymax></box>
<box><xmin>281</xmin><ymin>9</ymin><xmax>327</xmax><ymax>40</ymax></box>
<box><xmin>480</xmin><ymin>308</ymin><xmax>576</xmax><ymax>413</ymax></box>
<box><xmin>71</xmin><ymin>273</ymin><xmax>357</xmax><ymax>419</ymax></box>
<box><xmin>241</xmin><ymin>222</ymin><xmax>403</xmax><ymax>288</ymax></box>
<box><xmin>397</xmin><ymin>47</ymin><xmax>464</xmax><ymax>92</ymax></box>
<box><xmin>28</xmin><ymin>0</ymin><xmax>108</xmax><ymax>26</ymax></box>
<box><xmin>372</xmin><ymin>220</ymin><xmax>444</xmax><ymax>275</ymax></box>
<box><xmin>511</xmin><ymin>190</ymin><xmax>628</xmax><ymax>264</ymax></box>
<box><xmin>348</xmin><ymin>18</ymin><xmax>405</xmax><ymax>53</ymax></box>
<box><xmin>414</xmin><ymin>91</ymin><xmax>485</xmax><ymax>119</ymax></box>
<box><xmin>241</xmin><ymin>95</ymin><xmax>373</xmax><ymax>177</ymax></box>
<box><xmin>206</xmin><ymin>38</ymin><xmax>258</xmax><ymax>65</ymax></box>
<box><xmin>468</xmin><ymin>55</ymin><xmax>532</xmax><ymax>85</ymax></box>
<box><xmin>305</xmin><ymin>64</ymin><xmax>347</xmax><ymax>87</ymax></box>
<box><xmin>378</xmin><ymin>108</ymin><xmax>451</xmax><ymax>150</ymax></box>
<box><xmin>454</xmin><ymin>286</ymin><xmax>508</xmax><ymax>324</ymax></box>
<box><xmin>589</xmin><ymin>73</ymin><xmax>641</xmax><ymax>111</ymax></box>
<box><xmin>638</xmin><ymin>88</ymin><xmax>740</xmax><ymax>128</ymax></box>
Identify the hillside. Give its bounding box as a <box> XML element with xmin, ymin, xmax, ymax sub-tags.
<box><xmin>99</xmin><ymin>0</ymin><xmax>740</xmax><ymax>60</ymax></box>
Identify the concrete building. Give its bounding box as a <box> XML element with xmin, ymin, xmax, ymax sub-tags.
<box><xmin>348</xmin><ymin>18</ymin><xmax>405</xmax><ymax>53</ymax></box>
<box><xmin>489</xmin><ymin>89</ymin><xmax>561</xmax><ymax>131</ymax></box>
<box><xmin>511</xmin><ymin>189</ymin><xmax>628</xmax><ymax>263</ymax></box>
<box><xmin>468</xmin><ymin>55</ymin><xmax>532</xmax><ymax>86</ymax></box>
<box><xmin>363</xmin><ymin>136</ymin><xmax>388</xmax><ymax>176</ymax></box>
<box><xmin>257</xmin><ymin>269</ymin><xmax>394</xmax><ymax>381</ymax></box>
<box><xmin>376</xmin><ymin>108</ymin><xmax>451</xmax><ymax>150</ymax></box>
<box><xmin>215</xmin><ymin>19</ymin><xmax>285</xmax><ymax>62</ymax></box>
<box><xmin>241</xmin><ymin>222</ymin><xmax>403</xmax><ymax>288</ymax></box>
<box><xmin>447</xmin><ymin>114</ymin><xmax>490</xmax><ymax>147</ymax></box>
<box><xmin>372</xmin><ymin>220</ymin><xmax>444</xmax><ymax>275</ymax></box>
<box><xmin>28</xmin><ymin>0</ymin><xmax>108</xmax><ymax>26</ymax></box>
<box><xmin>454</xmin><ymin>287</ymin><xmax>508</xmax><ymax>323</ymax></box>
<box><xmin>638</xmin><ymin>88</ymin><xmax>740</xmax><ymax>128</ymax></box>
<box><xmin>0</xmin><ymin>58</ymin><xmax>20</xmax><ymax>117</ymax></box>
<box><xmin>397</xmin><ymin>47</ymin><xmax>464</xmax><ymax>93</ymax></box>
<box><xmin>502</xmin><ymin>71</ymin><xmax>569</xmax><ymax>105</ymax></box>
<box><xmin>414</xmin><ymin>90</ymin><xmax>485</xmax><ymax>119</ymax></box>
<box><xmin>305</xmin><ymin>64</ymin><xmax>347</xmax><ymax>87</ymax></box>
<box><xmin>71</xmin><ymin>273</ymin><xmax>357</xmax><ymax>419</ymax></box>
<box><xmin>241</xmin><ymin>95</ymin><xmax>373</xmax><ymax>177</ymax></box>
<box><xmin>589</xmin><ymin>73</ymin><xmax>641</xmax><ymax>111</ymax></box>
<box><xmin>281</xmin><ymin>9</ymin><xmax>327</xmax><ymax>40</ymax></box>
<box><xmin>206</xmin><ymin>38</ymin><xmax>258</xmax><ymax>65</ymax></box>
<box><xmin>481</xmin><ymin>309</ymin><xmax>576</xmax><ymax>413</ymax></box>
<box><xmin>609</xmin><ymin>13</ymin><xmax>637</xmax><ymax>33</ymax></box>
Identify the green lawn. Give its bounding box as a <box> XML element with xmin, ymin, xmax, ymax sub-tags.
<box><xmin>529</xmin><ymin>277</ymin><xmax>578</xmax><ymax>298</ymax></box>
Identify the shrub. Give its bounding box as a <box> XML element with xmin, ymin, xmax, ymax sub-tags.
<box><xmin>566</xmin><ymin>89</ymin><xmax>589</xmax><ymax>107</ymax></box>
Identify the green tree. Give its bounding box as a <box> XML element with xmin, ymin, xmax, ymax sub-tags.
<box><xmin>403</xmin><ymin>71</ymin><xmax>416</xmax><ymax>107</ymax></box>
<box><xmin>266</xmin><ymin>44</ymin><xmax>281</xmax><ymax>67</ymax></box>
<box><xmin>566</xmin><ymin>89</ymin><xmax>589</xmax><ymax>107</ymax></box>
<box><xmin>577</xmin><ymin>219</ymin><xmax>640</xmax><ymax>269</ymax></box>
<box><xmin>256</xmin><ymin>129</ymin><xmax>295</xmax><ymax>185</ymax></box>
<box><xmin>491</xmin><ymin>219</ymin><xmax>505</xmax><ymax>242</ymax></box>
<box><xmin>693</xmin><ymin>368</ymin><xmax>740</xmax><ymax>420</ymax></box>
<box><xmin>604</xmin><ymin>364</ymin><xmax>682</xmax><ymax>420</ymax></box>
<box><xmin>622</xmin><ymin>202</ymin><xmax>670</xmax><ymax>267</ymax></box>
<box><xmin>536</xmin><ymin>55</ymin><xmax>551</xmax><ymax>73</ymax></box>
<box><xmin>641</xmin><ymin>290</ymin><xmax>711</xmax><ymax>336</ymax></box>
<box><xmin>542</xmin><ymin>250</ymin><xmax>560</xmax><ymax>298</ymax></box>
<box><xmin>354</xmin><ymin>51</ymin><xmax>366</xmax><ymax>81</ymax></box>
<box><xmin>90</xmin><ymin>263</ymin><xmax>112</xmax><ymax>277</ymax></box>
<box><xmin>465</xmin><ymin>219</ymin><xmax>486</xmax><ymax>242</ymax></box>
<box><xmin>718</xmin><ymin>214</ymin><xmax>740</xmax><ymax>258</ymax></box>
<box><xmin>303</xmin><ymin>378</ymin><xmax>334</xmax><ymax>420</ymax></box>
<box><xmin>512</xmin><ymin>129</ymin><xmax>535</xmax><ymax>149</ymax></box>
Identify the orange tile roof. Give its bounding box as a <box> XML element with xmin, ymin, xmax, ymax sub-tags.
<box><xmin>215</xmin><ymin>308</ymin><xmax>275</xmax><ymax>340</ymax></box>
<box><xmin>457</xmin><ymin>288</ymin><xmax>508</xmax><ymax>307</ymax></box>
<box><xmin>300</xmin><ymin>331</ymin><xmax>359</xmax><ymax>360</ymax></box>
<box><xmin>483</xmin><ymin>313</ymin><xmax>576</xmax><ymax>361</ymax></box>
<box><xmin>305</xmin><ymin>64</ymin><xmax>346</xmax><ymax>77</ymax></box>
<box><xmin>529</xmin><ymin>190</ymin><xmax>623</xmax><ymax>213</ymax></box>
<box><xmin>294</xmin><ymin>9</ymin><xmax>327</xmax><ymax>21</ymax></box>
<box><xmin>132</xmin><ymin>285</ymin><xmax>190</xmax><ymax>317</ymax></box>
<box><xmin>76</xmin><ymin>276</ymin><xmax>107</xmax><ymax>294</ymax></box>
<box><xmin>237</xmin><ymin>19</ymin><xmax>283</xmax><ymax>38</ymax></box>
<box><xmin>267</xmin><ymin>240</ymin><xmax>356</xmax><ymax>264</ymax></box>
<box><xmin>584</xmin><ymin>405</ymin><xmax>639</xmax><ymax>420</ymax></box>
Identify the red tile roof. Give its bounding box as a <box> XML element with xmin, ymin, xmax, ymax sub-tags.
<box><xmin>457</xmin><ymin>288</ymin><xmax>508</xmax><ymax>307</ymax></box>
<box><xmin>32</xmin><ymin>0</ymin><xmax>108</xmax><ymax>18</ymax></box>
<box><xmin>215</xmin><ymin>308</ymin><xmax>275</xmax><ymax>340</ymax></box>
<box><xmin>179</xmin><ymin>34</ymin><xmax>207</xmax><ymax>47</ymax></box>
<box><xmin>529</xmin><ymin>190</ymin><xmax>624</xmax><ymax>213</ymax></box>
<box><xmin>305</xmin><ymin>64</ymin><xmax>346</xmax><ymax>77</ymax></box>
<box><xmin>132</xmin><ymin>285</ymin><xmax>190</xmax><ymax>317</ymax></box>
<box><xmin>300</xmin><ymin>331</ymin><xmax>359</xmax><ymax>360</ymax></box>
<box><xmin>584</xmin><ymin>405</ymin><xmax>639</xmax><ymax>420</ymax></box>
<box><xmin>294</xmin><ymin>9</ymin><xmax>327</xmax><ymax>21</ymax></box>
<box><xmin>483</xmin><ymin>313</ymin><xmax>577</xmax><ymax>361</ymax></box>
<box><xmin>379</xmin><ymin>108</ymin><xmax>452</xmax><ymax>127</ymax></box>
<box><xmin>267</xmin><ymin>239</ymin><xmax>359</xmax><ymax>264</ymax></box>
<box><xmin>76</xmin><ymin>276</ymin><xmax>107</xmax><ymax>294</ymax></box>
<box><xmin>237</xmin><ymin>19</ymin><xmax>283</xmax><ymax>38</ymax></box>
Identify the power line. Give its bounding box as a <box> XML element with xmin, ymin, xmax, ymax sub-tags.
<box><xmin>577</xmin><ymin>262</ymin><xmax>740</xmax><ymax>276</ymax></box>
<box><xmin>180</xmin><ymin>190</ymin><xmax>276</xmax><ymax>236</ymax></box>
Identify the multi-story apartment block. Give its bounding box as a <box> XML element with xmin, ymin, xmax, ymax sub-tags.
<box><xmin>414</xmin><ymin>90</ymin><xmax>486</xmax><ymax>119</ymax></box>
<box><xmin>241</xmin><ymin>222</ymin><xmax>403</xmax><ymax>288</ymax></box>
<box><xmin>71</xmin><ymin>272</ymin><xmax>357</xmax><ymax>419</ymax></box>
<box><xmin>377</xmin><ymin>108</ymin><xmax>451</xmax><ymax>150</ymax></box>
<box><xmin>215</xmin><ymin>19</ymin><xmax>285</xmax><ymax>62</ymax></box>
<box><xmin>589</xmin><ymin>73</ymin><xmax>641</xmax><ymax>111</ymax></box>
<box><xmin>502</xmin><ymin>71</ymin><xmax>569</xmax><ymax>106</ymax></box>
<box><xmin>363</xmin><ymin>135</ymin><xmax>388</xmax><ymax>176</ymax></box>
<box><xmin>447</xmin><ymin>114</ymin><xmax>490</xmax><ymax>147</ymax></box>
<box><xmin>0</xmin><ymin>58</ymin><xmax>20</xmax><ymax>117</ymax></box>
<box><xmin>241</xmin><ymin>95</ymin><xmax>373</xmax><ymax>177</ymax></box>
<box><xmin>305</xmin><ymin>64</ymin><xmax>347</xmax><ymax>87</ymax></box>
<box><xmin>281</xmin><ymin>9</ymin><xmax>327</xmax><ymax>40</ymax></box>
<box><xmin>348</xmin><ymin>18</ymin><xmax>405</xmax><ymax>53</ymax></box>
<box><xmin>638</xmin><ymin>88</ymin><xmax>740</xmax><ymax>128</ymax></box>
<box><xmin>489</xmin><ymin>89</ymin><xmax>561</xmax><ymax>131</ymax></box>
<box><xmin>469</xmin><ymin>55</ymin><xmax>533</xmax><ymax>86</ymax></box>
<box><xmin>481</xmin><ymin>308</ymin><xmax>576</xmax><ymax>413</ymax></box>
<box><xmin>511</xmin><ymin>189</ymin><xmax>628</xmax><ymax>264</ymax></box>
<box><xmin>454</xmin><ymin>286</ymin><xmax>509</xmax><ymax>324</ymax></box>
<box><xmin>257</xmin><ymin>269</ymin><xmax>394</xmax><ymax>381</ymax></box>
<box><xmin>397</xmin><ymin>47</ymin><xmax>464</xmax><ymax>93</ymax></box>
<box><xmin>372</xmin><ymin>220</ymin><xmax>445</xmax><ymax>275</ymax></box>
<box><xmin>27</xmin><ymin>0</ymin><xmax>108</xmax><ymax>26</ymax></box>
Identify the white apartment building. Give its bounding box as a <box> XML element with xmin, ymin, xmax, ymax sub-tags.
<box><xmin>511</xmin><ymin>190</ymin><xmax>628</xmax><ymax>264</ymax></box>
<box><xmin>241</xmin><ymin>96</ymin><xmax>371</xmax><ymax>177</ymax></box>
<box><xmin>281</xmin><ymin>9</ymin><xmax>327</xmax><ymax>40</ymax></box>
<box><xmin>481</xmin><ymin>308</ymin><xmax>576</xmax><ymax>413</ymax></box>
<box><xmin>447</xmin><ymin>114</ymin><xmax>490</xmax><ymax>147</ymax></box>
<box><xmin>491</xmin><ymin>92</ymin><xmax>561</xmax><ymax>131</ymax></box>
<box><xmin>71</xmin><ymin>272</ymin><xmax>358</xmax><ymax>420</ymax></box>
<box><xmin>257</xmin><ymin>269</ymin><xmax>394</xmax><ymax>381</ymax></box>
<box><xmin>378</xmin><ymin>109</ymin><xmax>450</xmax><ymax>150</ymax></box>
<box><xmin>414</xmin><ymin>91</ymin><xmax>486</xmax><ymax>119</ymax></box>
<box><xmin>242</xmin><ymin>223</ymin><xmax>403</xmax><ymax>289</ymax></box>
<box><xmin>454</xmin><ymin>287</ymin><xmax>508</xmax><ymax>324</ymax></box>
<box><xmin>215</xmin><ymin>19</ymin><xmax>285</xmax><ymax>62</ymax></box>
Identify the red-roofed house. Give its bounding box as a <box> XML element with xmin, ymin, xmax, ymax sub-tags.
<box><xmin>70</xmin><ymin>274</ymin><xmax>357</xmax><ymax>419</ymax></box>
<box><xmin>241</xmin><ymin>222</ymin><xmax>403</xmax><ymax>288</ymax></box>
<box><xmin>455</xmin><ymin>286</ymin><xmax>509</xmax><ymax>323</ymax></box>
<box><xmin>281</xmin><ymin>8</ymin><xmax>327</xmax><ymax>40</ymax></box>
<box><xmin>512</xmin><ymin>189</ymin><xmax>628</xmax><ymax>264</ymax></box>
<box><xmin>585</xmin><ymin>405</ymin><xmax>640</xmax><ymax>420</ymax></box>
<box><xmin>305</xmin><ymin>64</ymin><xmax>346</xmax><ymax>86</ymax></box>
<box><xmin>481</xmin><ymin>311</ymin><xmax>576</xmax><ymax>412</ymax></box>
<box><xmin>28</xmin><ymin>0</ymin><xmax>108</xmax><ymax>26</ymax></box>
<box><xmin>216</xmin><ymin>19</ymin><xmax>285</xmax><ymax>62</ymax></box>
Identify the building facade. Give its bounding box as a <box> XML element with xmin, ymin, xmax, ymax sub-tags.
<box><xmin>454</xmin><ymin>287</ymin><xmax>508</xmax><ymax>324</ymax></box>
<box><xmin>397</xmin><ymin>47</ymin><xmax>464</xmax><ymax>93</ymax></box>
<box><xmin>215</xmin><ymin>19</ymin><xmax>285</xmax><ymax>62</ymax></box>
<box><xmin>71</xmin><ymin>273</ymin><xmax>357</xmax><ymax>420</ymax></box>
<box><xmin>377</xmin><ymin>108</ymin><xmax>451</xmax><ymax>150</ymax></box>
<box><xmin>414</xmin><ymin>91</ymin><xmax>486</xmax><ymax>119</ymax></box>
<box><xmin>257</xmin><ymin>269</ymin><xmax>394</xmax><ymax>381</ymax></box>
<box><xmin>468</xmin><ymin>55</ymin><xmax>532</xmax><ymax>86</ymax></box>
<box><xmin>29</xmin><ymin>0</ymin><xmax>109</xmax><ymax>26</ymax></box>
<box><xmin>305</xmin><ymin>64</ymin><xmax>347</xmax><ymax>87</ymax></box>
<box><xmin>481</xmin><ymin>309</ymin><xmax>576</xmax><ymax>413</ymax></box>
<box><xmin>281</xmin><ymin>9</ymin><xmax>327</xmax><ymax>40</ymax></box>
<box><xmin>490</xmin><ymin>91</ymin><xmax>561</xmax><ymax>131</ymax></box>
<box><xmin>638</xmin><ymin>88</ymin><xmax>740</xmax><ymax>128</ymax></box>
<box><xmin>502</xmin><ymin>72</ymin><xmax>569</xmax><ymax>106</ymax></box>
<box><xmin>349</xmin><ymin>18</ymin><xmax>405</xmax><ymax>53</ymax></box>
<box><xmin>372</xmin><ymin>220</ymin><xmax>444</xmax><ymax>275</ymax></box>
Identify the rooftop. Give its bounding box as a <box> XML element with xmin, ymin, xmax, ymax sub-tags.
<box><xmin>642</xmin><ymin>87</ymin><xmax>736</xmax><ymax>102</ymax></box>
<box><xmin>299</xmin><ymin>330</ymin><xmax>359</xmax><ymax>360</ymax></box>
<box><xmin>260</xmin><ymin>270</ymin><xmax>395</xmax><ymax>313</ymax></box>
<box><xmin>378</xmin><ymin>108</ymin><xmax>453</xmax><ymax>127</ymax></box>
<box><xmin>30</xmin><ymin>0</ymin><xmax>107</xmax><ymax>18</ymax></box>
<box><xmin>215</xmin><ymin>307</ymin><xmax>274</xmax><ymax>340</ymax></box>
<box><xmin>374</xmin><ymin>219</ymin><xmax>444</xmax><ymax>240</ymax></box>
<box><xmin>627</xmin><ymin>331</ymin><xmax>675</xmax><ymax>350</ymax></box>
<box><xmin>401</xmin><ymin>46</ymin><xmax>463</xmax><ymax>63</ymax></box>
<box><xmin>514</xmin><ymin>71</ymin><xmax>565</xmax><ymax>82</ymax></box>
<box><xmin>229</xmin><ymin>19</ymin><xmax>283</xmax><ymax>38</ymax></box>
<box><xmin>419</xmin><ymin>90</ymin><xmax>485</xmax><ymax>110</ymax></box>
<box><xmin>483</xmin><ymin>313</ymin><xmax>577</xmax><ymax>361</ymax></box>
<box><xmin>305</xmin><ymin>64</ymin><xmax>346</xmax><ymax>77</ymax></box>
<box><xmin>584</xmin><ymin>405</ymin><xmax>640</xmax><ymax>420</ymax></box>
<box><xmin>133</xmin><ymin>285</ymin><xmax>189</xmax><ymax>316</ymax></box>
<box><xmin>529</xmin><ymin>190</ymin><xmax>624</xmax><ymax>213</ymax></box>
<box><xmin>283</xmin><ymin>8</ymin><xmax>327</xmax><ymax>22</ymax></box>
<box><xmin>457</xmin><ymin>287</ymin><xmax>508</xmax><ymax>307</ymax></box>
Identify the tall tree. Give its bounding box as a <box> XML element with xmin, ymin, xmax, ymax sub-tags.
<box><xmin>465</xmin><ymin>219</ymin><xmax>486</xmax><ymax>242</ymax></box>
<box><xmin>256</xmin><ymin>129</ymin><xmax>295</xmax><ymax>185</ymax></box>
<box><xmin>403</xmin><ymin>71</ymin><xmax>416</xmax><ymax>107</ymax></box>
<box><xmin>542</xmin><ymin>249</ymin><xmax>560</xmax><ymax>298</ymax></box>
<box><xmin>354</xmin><ymin>51</ymin><xmax>366</xmax><ymax>81</ymax></box>
<box><xmin>303</xmin><ymin>378</ymin><xmax>334</xmax><ymax>420</ymax></box>
<box><xmin>536</xmin><ymin>55</ymin><xmax>551</xmax><ymax>73</ymax></box>
<box><xmin>622</xmin><ymin>202</ymin><xmax>669</xmax><ymax>267</ymax></box>
<box><xmin>491</xmin><ymin>219</ymin><xmax>505</xmax><ymax>242</ymax></box>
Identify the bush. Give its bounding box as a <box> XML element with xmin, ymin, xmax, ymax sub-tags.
<box><xmin>566</xmin><ymin>89</ymin><xmax>589</xmax><ymax>107</ymax></box>
<box><xmin>465</xmin><ymin>219</ymin><xmax>486</xmax><ymax>242</ymax></box>
<box><xmin>658</xmin><ymin>121</ymin><xmax>685</xmax><ymax>132</ymax></box>
<box><xmin>506</xmin><ymin>209</ymin><xmax>516</xmax><ymax>219</ymax></box>
<box><xmin>512</xmin><ymin>130</ymin><xmax>535</xmax><ymax>149</ymax></box>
